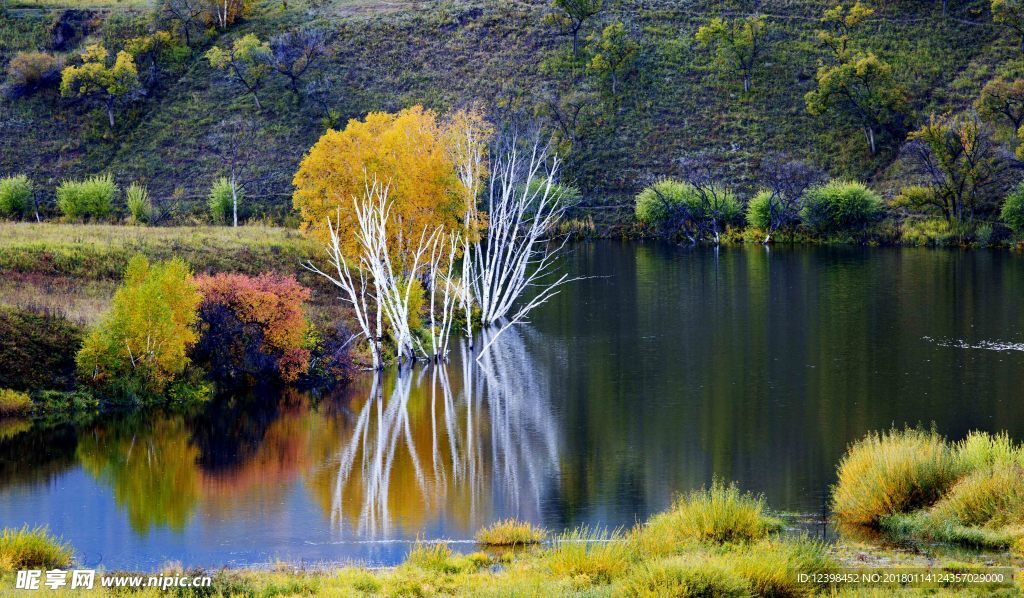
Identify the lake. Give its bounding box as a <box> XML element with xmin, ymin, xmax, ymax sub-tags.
<box><xmin>2</xmin><ymin>241</ymin><xmax>1024</xmax><ymax>569</ymax></box>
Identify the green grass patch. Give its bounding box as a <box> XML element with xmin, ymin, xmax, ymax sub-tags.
<box><xmin>634</xmin><ymin>480</ymin><xmax>783</xmax><ymax>555</ymax></box>
<box><xmin>0</xmin><ymin>223</ymin><xmax>316</xmax><ymax>279</ymax></box>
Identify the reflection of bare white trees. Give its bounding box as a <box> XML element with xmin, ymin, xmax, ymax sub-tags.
<box><xmin>329</xmin><ymin>329</ymin><xmax>560</xmax><ymax>538</ymax></box>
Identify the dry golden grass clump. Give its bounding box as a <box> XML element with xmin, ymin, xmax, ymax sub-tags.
<box><xmin>475</xmin><ymin>519</ymin><xmax>547</xmax><ymax>546</ymax></box>
<box><xmin>0</xmin><ymin>526</ymin><xmax>72</xmax><ymax>572</ymax></box>
<box><xmin>835</xmin><ymin>428</ymin><xmax>1024</xmax><ymax>551</ymax></box>
<box><xmin>832</xmin><ymin>428</ymin><xmax>958</xmax><ymax>526</ymax></box>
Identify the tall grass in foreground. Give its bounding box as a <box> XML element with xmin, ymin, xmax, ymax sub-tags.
<box><xmin>0</xmin><ymin>527</ymin><xmax>72</xmax><ymax>572</ymax></box>
<box><xmin>634</xmin><ymin>480</ymin><xmax>783</xmax><ymax>556</ymax></box>
<box><xmin>832</xmin><ymin>428</ymin><xmax>958</xmax><ymax>526</ymax></box>
<box><xmin>0</xmin><ymin>484</ymin><xmax>836</xmax><ymax>596</ymax></box>
<box><xmin>835</xmin><ymin>428</ymin><xmax>1024</xmax><ymax>551</ymax></box>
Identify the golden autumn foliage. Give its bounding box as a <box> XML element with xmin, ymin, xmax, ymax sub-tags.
<box><xmin>292</xmin><ymin>106</ymin><xmax>488</xmax><ymax>262</ymax></box>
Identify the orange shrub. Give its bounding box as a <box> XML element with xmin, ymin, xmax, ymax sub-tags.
<box><xmin>194</xmin><ymin>273</ymin><xmax>311</xmax><ymax>383</ymax></box>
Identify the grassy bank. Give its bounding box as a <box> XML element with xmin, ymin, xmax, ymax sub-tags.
<box><xmin>0</xmin><ymin>223</ymin><xmax>316</xmax><ymax>279</ymax></box>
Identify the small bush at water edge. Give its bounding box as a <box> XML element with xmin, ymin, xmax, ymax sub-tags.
<box><xmin>634</xmin><ymin>480</ymin><xmax>782</xmax><ymax>553</ymax></box>
<box><xmin>0</xmin><ymin>388</ymin><xmax>32</xmax><ymax>417</ymax></box>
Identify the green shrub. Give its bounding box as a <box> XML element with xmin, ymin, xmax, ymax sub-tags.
<box><xmin>954</xmin><ymin>431</ymin><xmax>1022</xmax><ymax>472</ymax></box>
<box><xmin>0</xmin><ymin>388</ymin><xmax>32</xmax><ymax>417</ymax></box>
<box><xmin>56</xmin><ymin>174</ymin><xmax>117</xmax><ymax>221</ymax></box>
<box><xmin>0</xmin><ymin>175</ymin><xmax>32</xmax><ymax>219</ymax></box>
<box><xmin>635</xmin><ymin>179</ymin><xmax>696</xmax><ymax>226</ymax></box>
<box><xmin>832</xmin><ymin>429</ymin><xmax>958</xmax><ymax>527</ymax></box>
<box><xmin>635</xmin><ymin>180</ymin><xmax>741</xmax><ymax>232</ymax></box>
<box><xmin>0</xmin><ymin>526</ymin><xmax>72</xmax><ymax>572</ymax></box>
<box><xmin>800</xmin><ymin>179</ymin><xmax>883</xmax><ymax>233</ymax></box>
<box><xmin>125</xmin><ymin>183</ymin><xmax>152</xmax><ymax>224</ymax></box>
<box><xmin>745</xmin><ymin>189</ymin><xmax>772</xmax><ymax>229</ymax></box>
<box><xmin>208</xmin><ymin>177</ymin><xmax>240</xmax><ymax>224</ymax></box>
<box><xmin>635</xmin><ymin>481</ymin><xmax>782</xmax><ymax>554</ymax></box>
<box><xmin>1001</xmin><ymin>182</ymin><xmax>1024</xmax><ymax>235</ymax></box>
<box><xmin>476</xmin><ymin>519</ymin><xmax>546</xmax><ymax>546</ymax></box>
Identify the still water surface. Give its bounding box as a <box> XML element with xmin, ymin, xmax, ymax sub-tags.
<box><xmin>2</xmin><ymin>242</ymin><xmax>1024</xmax><ymax>568</ymax></box>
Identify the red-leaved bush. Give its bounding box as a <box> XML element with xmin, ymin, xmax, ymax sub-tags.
<box><xmin>194</xmin><ymin>273</ymin><xmax>311</xmax><ymax>383</ymax></box>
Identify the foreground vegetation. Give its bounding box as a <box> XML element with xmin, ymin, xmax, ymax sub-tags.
<box><xmin>0</xmin><ymin>477</ymin><xmax>1018</xmax><ymax>596</ymax></box>
<box><xmin>834</xmin><ymin>428</ymin><xmax>1024</xmax><ymax>554</ymax></box>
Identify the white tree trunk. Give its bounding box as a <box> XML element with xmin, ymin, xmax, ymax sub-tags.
<box><xmin>466</xmin><ymin>135</ymin><xmax>575</xmax><ymax>358</ymax></box>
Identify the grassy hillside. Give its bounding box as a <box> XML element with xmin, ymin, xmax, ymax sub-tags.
<box><xmin>0</xmin><ymin>0</ymin><xmax>1018</xmax><ymax>228</ymax></box>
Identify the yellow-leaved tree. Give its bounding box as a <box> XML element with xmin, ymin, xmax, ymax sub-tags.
<box><xmin>293</xmin><ymin>105</ymin><xmax>472</xmax><ymax>263</ymax></box>
<box><xmin>77</xmin><ymin>255</ymin><xmax>201</xmax><ymax>393</ymax></box>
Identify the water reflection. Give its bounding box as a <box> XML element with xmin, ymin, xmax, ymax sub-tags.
<box><xmin>321</xmin><ymin>328</ymin><xmax>561</xmax><ymax>538</ymax></box>
<box><xmin>4</xmin><ymin>243</ymin><xmax>1024</xmax><ymax>568</ymax></box>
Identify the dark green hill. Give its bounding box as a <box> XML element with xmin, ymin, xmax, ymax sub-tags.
<box><xmin>0</xmin><ymin>0</ymin><xmax>1018</xmax><ymax>229</ymax></box>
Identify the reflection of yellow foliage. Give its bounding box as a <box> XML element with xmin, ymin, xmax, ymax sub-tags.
<box><xmin>77</xmin><ymin>417</ymin><xmax>200</xmax><ymax>534</ymax></box>
<box><xmin>304</xmin><ymin>372</ymin><xmax>485</xmax><ymax>536</ymax></box>
<box><xmin>0</xmin><ymin>418</ymin><xmax>31</xmax><ymax>441</ymax></box>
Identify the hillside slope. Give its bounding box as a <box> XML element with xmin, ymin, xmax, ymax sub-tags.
<box><xmin>0</xmin><ymin>0</ymin><xmax>1018</xmax><ymax>227</ymax></box>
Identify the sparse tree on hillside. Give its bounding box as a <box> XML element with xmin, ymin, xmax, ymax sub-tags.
<box><xmin>806</xmin><ymin>53</ymin><xmax>907</xmax><ymax>155</ymax></box>
<box><xmin>585</xmin><ymin>22</ymin><xmax>639</xmax><ymax>96</ymax></box>
<box><xmin>206</xmin><ymin>34</ymin><xmax>271</xmax><ymax>109</ymax></box>
<box><xmin>976</xmin><ymin>77</ymin><xmax>1024</xmax><ymax>129</ymax></box>
<box><xmin>992</xmin><ymin>0</ymin><xmax>1024</xmax><ymax>53</ymax></box>
<box><xmin>162</xmin><ymin>0</ymin><xmax>204</xmax><ymax>46</ymax></box>
<box><xmin>695</xmin><ymin>15</ymin><xmax>768</xmax><ymax>93</ymax></box>
<box><xmin>60</xmin><ymin>44</ymin><xmax>141</xmax><ymax>130</ymax></box>
<box><xmin>817</xmin><ymin>1</ymin><xmax>874</xmax><ymax>60</ymax></box>
<box><xmin>900</xmin><ymin>113</ymin><xmax>1011</xmax><ymax>223</ymax></box>
<box><xmin>267</xmin><ymin>28</ymin><xmax>329</xmax><ymax>97</ymax></box>
<box><xmin>806</xmin><ymin>2</ymin><xmax>907</xmax><ymax>154</ymax></box>
<box><xmin>548</xmin><ymin>0</ymin><xmax>604</xmax><ymax>59</ymax></box>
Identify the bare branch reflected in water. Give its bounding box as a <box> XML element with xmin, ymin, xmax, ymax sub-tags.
<box><xmin>329</xmin><ymin>327</ymin><xmax>561</xmax><ymax>539</ymax></box>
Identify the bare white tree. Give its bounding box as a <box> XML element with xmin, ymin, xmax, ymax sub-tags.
<box><xmin>424</xmin><ymin>231</ymin><xmax>463</xmax><ymax>362</ymax></box>
<box><xmin>303</xmin><ymin>207</ymin><xmax>382</xmax><ymax>370</ymax></box>
<box><xmin>447</xmin><ymin>113</ymin><xmax>489</xmax><ymax>348</ymax></box>
<box><xmin>352</xmin><ymin>179</ymin><xmax>438</xmax><ymax>366</ymax></box>
<box><xmin>468</xmin><ymin>134</ymin><xmax>575</xmax><ymax>358</ymax></box>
